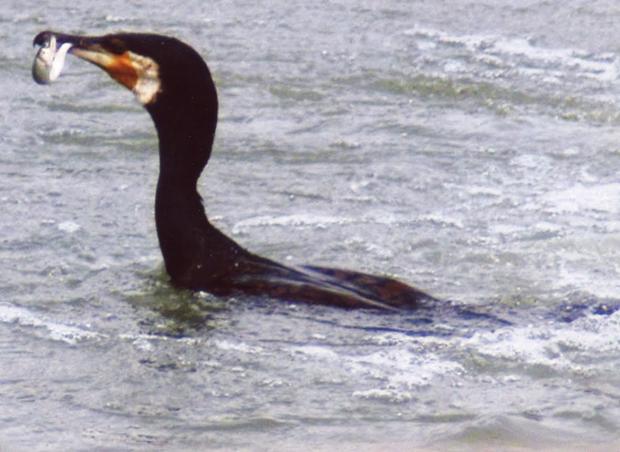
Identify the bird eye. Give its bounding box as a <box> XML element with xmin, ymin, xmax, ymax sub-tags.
<box><xmin>104</xmin><ymin>37</ymin><xmax>127</xmax><ymax>54</ymax></box>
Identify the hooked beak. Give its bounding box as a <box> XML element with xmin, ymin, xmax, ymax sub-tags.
<box><xmin>34</xmin><ymin>31</ymin><xmax>138</xmax><ymax>90</ymax></box>
<box><xmin>33</xmin><ymin>30</ymin><xmax>161</xmax><ymax>104</ymax></box>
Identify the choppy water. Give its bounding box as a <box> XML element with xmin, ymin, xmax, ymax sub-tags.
<box><xmin>1</xmin><ymin>1</ymin><xmax>620</xmax><ymax>450</ymax></box>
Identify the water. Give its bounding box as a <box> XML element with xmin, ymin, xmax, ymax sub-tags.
<box><xmin>1</xmin><ymin>0</ymin><xmax>619</xmax><ymax>450</ymax></box>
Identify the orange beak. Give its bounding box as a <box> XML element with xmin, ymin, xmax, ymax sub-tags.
<box><xmin>33</xmin><ymin>31</ymin><xmax>161</xmax><ymax>104</ymax></box>
<box><xmin>72</xmin><ymin>47</ymin><xmax>139</xmax><ymax>90</ymax></box>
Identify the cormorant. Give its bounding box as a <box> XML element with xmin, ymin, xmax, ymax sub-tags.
<box><xmin>33</xmin><ymin>31</ymin><xmax>434</xmax><ymax>310</ymax></box>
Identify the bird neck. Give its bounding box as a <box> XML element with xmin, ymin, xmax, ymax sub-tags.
<box><xmin>154</xmin><ymin>171</ymin><xmax>207</xmax><ymax>282</ymax></box>
<box><xmin>145</xmin><ymin>85</ymin><xmax>221</xmax><ymax>282</ymax></box>
<box><xmin>149</xmin><ymin>91</ymin><xmax>218</xmax><ymax>185</ymax></box>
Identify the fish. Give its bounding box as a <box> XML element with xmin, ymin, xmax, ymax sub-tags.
<box><xmin>32</xmin><ymin>34</ymin><xmax>72</xmax><ymax>85</ymax></box>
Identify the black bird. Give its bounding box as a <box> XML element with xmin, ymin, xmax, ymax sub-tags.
<box><xmin>33</xmin><ymin>31</ymin><xmax>435</xmax><ymax>310</ymax></box>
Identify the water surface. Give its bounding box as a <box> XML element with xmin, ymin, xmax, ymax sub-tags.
<box><xmin>1</xmin><ymin>1</ymin><xmax>619</xmax><ymax>450</ymax></box>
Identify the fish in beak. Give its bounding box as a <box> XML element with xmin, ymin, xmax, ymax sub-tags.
<box><xmin>32</xmin><ymin>31</ymin><xmax>161</xmax><ymax>104</ymax></box>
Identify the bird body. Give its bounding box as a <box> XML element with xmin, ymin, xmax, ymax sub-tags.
<box><xmin>33</xmin><ymin>30</ymin><xmax>434</xmax><ymax>309</ymax></box>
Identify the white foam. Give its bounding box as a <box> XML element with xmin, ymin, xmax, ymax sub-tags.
<box><xmin>419</xmin><ymin>213</ymin><xmax>464</xmax><ymax>229</ymax></box>
<box><xmin>290</xmin><ymin>345</ymin><xmax>340</xmax><ymax>360</ymax></box>
<box><xmin>0</xmin><ymin>303</ymin><xmax>103</xmax><ymax>345</ymax></box>
<box><xmin>214</xmin><ymin>339</ymin><xmax>264</xmax><ymax>354</ymax></box>
<box><xmin>465</xmin><ymin>311</ymin><xmax>620</xmax><ymax>372</ymax></box>
<box><xmin>348</xmin><ymin>348</ymin><xmax>464</xmax><ymax>388</ymax></box>
<box><xmin>464</xmin><ymin>185</ymin><xmax>503</xmax><ymax>197</ymax></box>
<box><xmin>404</xmin><ymin>25</ymin><xmax>619</xmax><ymax>83</ymax></box>
<box><xmin>232</xmin><ymin>214</ymin><xmax>350</xmax><ymax>233</ymax></box>
<box><xmin>352</xmin><ymin>388</ymin><xmax>415</xmax><ymax>403</ymax></box>
<box><xmin>231</xmin><ymin>212</ymin><xmax>413</xmax><ymax>234</ymax></box>
<box><xmin>287</xmin><ymin>337</ymin><xmax>464</xmax><ymax>391</ymax></box>
<box><xmin>58</xmin><ymin>221</ymin><xmax>81</xmax><ymax>233</ymax></box>
<box><xmin>492</xmin><ymin>37</ymin><xmax>618</xmax><ymax>82</ymax></box>
<box><xmin>104</xmin><ymin>15</ymin><xmax>129</xmax><ymax>23</ymax></box>
<box><xmin>542</xmin><ymin>183</ymin><xmax>620</xmax><ymax>214</ymax></box>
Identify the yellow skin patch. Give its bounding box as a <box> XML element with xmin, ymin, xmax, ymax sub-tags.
<box><xmin>73</xmin><ymin>47</ymin><xmax>161</xmax><ymax>104</ymax></box>
<box><xmin>105</xmin><ymin>52</ymin><xmax>138</xmax><ymax>89</ymax></box>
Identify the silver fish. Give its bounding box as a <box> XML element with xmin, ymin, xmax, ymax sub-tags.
<box><xmin>32</xmin><ymin>34</ymin><xmax>72</xmax><ymax>85</ymax></box>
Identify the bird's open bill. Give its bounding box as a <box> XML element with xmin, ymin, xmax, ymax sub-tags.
<box><xmin>32</xmin><ymin>31</ymin><xmax>160</xmax><ymax>104</ymax></box>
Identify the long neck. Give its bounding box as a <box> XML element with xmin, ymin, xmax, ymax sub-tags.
<box><xmin>151</xmin><ymin>88</ymin><xmax>217</xmax><ymax>186</ymax></box>
<box><xmin>146</xmin><ymin>81</ymin><xmax>223</xmax><ymax>283</ymax></box>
